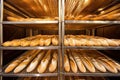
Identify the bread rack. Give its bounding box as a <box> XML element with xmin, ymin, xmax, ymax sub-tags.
<box><xmin>0</xmin><ymin>0</ymin><xmax>120</xmax><ymax>80</ymax></box>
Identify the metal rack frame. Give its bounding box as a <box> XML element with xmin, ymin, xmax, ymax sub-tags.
<box><xmin>0</xmin><ymin>0</ymin><xmax>120</xmax><ymax>80</ymax></box>
<box><xmin>0</xmin><ymin>0</ymin><xmax>62</xmax><ymax>80</ymax></box>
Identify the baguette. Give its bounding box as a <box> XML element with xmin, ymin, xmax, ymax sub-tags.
<box><xmin>7</xmin><ymin>16</ymin><xmax>20</xmax><ymax>21</ymax></box>
<box><xmin>26</xmin><ymin>50</ymin><xmax>45</xmax><ymax>72</ymax></box>
<box><xmin>68</xmin><ymin>51</ymin><xmax>78</xmax><ymax>73</ymax></box>
<box><xmin>80</xmin><ymin>55</ymin><xmax>95</xmax><ymax>73</ymax></box>
<box><xmin>91</xmin><ymin>59</ymin><xmax>106</xmax><ymax>72</ymax></box>
<box><xmin>106</xmin><ymin>39</ymin><xmax>119</xmax><ymax>46</ymax></box>
<box><xmin>52</xmin><ymin>36</ymin><xmax>58</xmax><ymax>46</ymax></box>
<box><xmin>2</xmin><ymin>41</ymin><xmax>13</xmax><ymax>47</ymax></box>
<box><xmin>49</xmin><ymin>51</ymin><xmax>58</xmax><ymax>72</ymax></box>
<box><xmin>69</xmin><ymin>37</ymin><xmax>76</xmax><ymax>46</ymax></box>
<box><xmin>64</xmin><ymin>51</ymin><xmax>70</xmax><ymax>72</ymax></box>
<box><xmin>10</xmin><ymin>39</ymin><xmax>21</xmax><ymax>46</ymax></box>
<box><xmin>97</xmin><ymin>59</ymin><xmax>118</xmax><ymax>73</ymax></box>
<box><xmin>20</xmin><ymin>40</ymin><xmax>31</xmax><ymax>47</ymax></box>
<box><xmin>4</xmin><ymin>50</ymin><xmax>35</xmax><ymax>73</ymax></box>
<box><xmin>14</xmin><ymin>50</ymin><xmax>40</xmax><ymax>73</ymax></box>
<box><xmin>37</xmin><ymin>50</ymin><xmax>51</xmax><ymax>73</ymax></box>
<box><xmin>30</xmin><ymin>39</ymin><xmax>40</xmax><ymax>46</ymax></box>
<box><xmin>72</xmin><ymin>51</ymin><xmax>86</xmax><ymax>72</ymax></box>
<box><xmin>106</xmin><ymin>59</ymin><xmax>120</xmax><ymax>71</ymax></box>
<box><xmin>44</xmin><ymin>36</ymin><xmax>51</xmax><ymax>46</ymax></box>
<box><xmin>2</xmin><ymin>39</ymin><xmax>20</xmax><ymax>47</ymax></box>
<box><xmin>39</xmin><ymin>37</ymin><xmax>44</xmax><ymax>46</ymax></box>
<box><xmin>64</xmin><ymin>36</ymin><xmax>69</xmax><ymax>46</ymax></box>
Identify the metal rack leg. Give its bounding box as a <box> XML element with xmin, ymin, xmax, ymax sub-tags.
<box><xmin>26</xmin><ymin>28</ymin><xmax>33</xmax><ymax>37</ymax></box>
<box><xmin>91</xmin><ymin>29</ymin><xmax>96</xmax><ymax>36</ymax></box>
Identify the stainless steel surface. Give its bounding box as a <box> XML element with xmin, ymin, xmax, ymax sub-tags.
<box><xmin>2</xmin><ymin>21</ymin><xmax>58</xmax><ymax>24</ymax></box>
<box><xmin>0</xmin><ymin>0</ymin><xmax>3</xmax><ymax>22</ymax></box>
<box><xmin>63</xmin><ymin>73</ymin><xmax>120</xmax><ymax>76</ymax></box>
<box><xmin>2</xmin><ymin>73</ymin><xmax>58</xmax><ymax>77</ymax></box>
<box><xmin>64</xmin><ymin>46</ymin><xmax>120</xmax><ymax>50</ymax></box>
<box><xmin>0</xmin><ymin>46</ymin><xmax>60</xmax><ymax>50</ymax></box>
<box><xmin>91</xmin><ymin>29</ymin><xmax>95</xmax><ymax>36</ymax></box>
<box><xmin>62</xmin><ymin>0</ymin><xmax>65</xmax><ymax>21</ymax></box>
<box><xmin>65</xmin><ymin>20</ymin><xmax>120</xmax><ymax>24</ymax></box>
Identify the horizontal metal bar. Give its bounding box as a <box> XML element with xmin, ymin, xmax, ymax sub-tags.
<box><xmin>63</xmin><ymin>73</ymin><xmax>120</xmax><ymax>76</ymax></box>
<box><xmin>0</xmin><ymin>46</ymin><xmax>60</xmax><ymax>50</ymax></box>
<box><xmin>1</xmin><ymin>73</ymin><xmax>58</xmax><ymax>77</ymax></box>
<box><xmin>2</xmin><ymin>21</ymin><xmax>59</xmax><ymax>24</ymax></box>
<box><xmin>64</xmin><ymin>46</ymin><xmax>120</xmax><ymax>50</ymax></box>
<box><xmin>65</xmin><ymin>20</ymin><xmax>120</xmax><ymax>24</ymax></box>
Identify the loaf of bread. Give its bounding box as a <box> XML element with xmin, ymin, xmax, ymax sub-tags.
<box><xmin>14</xmin><ymin>50</ymin><xmax>40</xmax><ymax>73</ymax></box>
<box><xmin>52</xmin><ymin>36</ymin><xmax>58</xmax><ymax>46</ymax></box>
<box><xmin>72</xmin><ymin>51</ymin><xmax>86</xmax><ymax>72</ymax></box>
<box><xmin>64</xmin><ymin>51</ymin><xmax>70</xmax><ymax>72</ymax></box>
<box><xmin>37</xmin><ymin>50</ymin><xmax>51</xmax><ymax>73</ymax></box>
<box><xmin>91</xmin><ymin>59</ymin><xmax>106</xmax><ymax>72</ymax></box>
<box><xmin>4</xmin><ymin>50</ymin><xmax>36</xmax><ymax>73</ymax></box>
<box><xmin>68</xmin><ymin>51</ymin><xmax>78</xmax><ymax>73</ymax></box>
<box><xmin>26</xmin><ymin>50</ymin><xmax>45</xmax><ymax>72</ymax></box>
<box><xmin>81</xmin><ymin>57</ymin><xmax>95</xmax><ymax>72</ymax></box>
<box><xmin>49</xmin><ymin>51</ymin><xmax>58</xmax><ymax>72</ymax></box>
<box><xmin>97</xmin><ymin>59</ymin><xmax>118</xmax><ymax>73</ymax></box>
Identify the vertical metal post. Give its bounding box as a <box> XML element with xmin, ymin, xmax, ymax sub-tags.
<box><xmin>91</xmin><ymin>29</ymin><xmax>96</xmax><ymax>36</ymax></box>
<box><xmin>86</xmin><ymin>29</ymin><xmax>91</xmax><ymax>35</ymax></box>
<box><xmin>26</xmin><ymin>28</ymin><xmax>33</xmax><ymax>37</ymax></box>
<box><xmin>0</xmin><ymin>0</ymin><xmax>4</xmax><ymax>80</ymax></box>
<box><xmin>33</xmin><ymin>29</ymin><xmax>39</xmax><ymax>35</ymax></box>
<box><xmin>61</xmin><ymin>0</ymin><xmax>65</xmax><ymax>80</ymax></box>
<box><xmin>58</xmin><ymin>0</ymin><xmax>62</xmax><ymax>80</ymax></box>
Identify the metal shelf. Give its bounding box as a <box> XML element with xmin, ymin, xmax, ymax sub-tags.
<box><xmin>2</xmin><ymin>21</ymin><xmax>59</xmax><ymax>24</ymax></box>
<box><xmin>63</xmin><ymin>73</ymin><xmax>120</xmax><ymax>77</ymax></box>
<box><xmin>65</xmin><ymin>20</ymin><xmax>120</xmax><ymax>24</ymax></box>
<box><xmin>1</xmin><ymin>73</ymin><xmax>58</xmax><ymax>77</ymax></box>
<box><xmin>64</xmin><ymin>46</ymin><xmax>120</xmax><ymax>50</ymax></box>
<box><xmin>0</xmin><ymin>46</ymin><xmax>59</xmax><ymax>50</ymax></box>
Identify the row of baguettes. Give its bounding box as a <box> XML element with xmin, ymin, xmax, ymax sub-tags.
<box><xmin>7</xmin><ymin>16</ymin><xmax>58</xmax><ymax>21</ymax></box>
<box><xmin>5</xmin><ymin>50</ymin><xmax>58</xmax><ymax>73</ymax></box>
<box><xmin>2</xmin><ymin>35</ymin><xmax>58</xmax><ymax>46</ymax></box>
<box><xmin>65</xmin><ymin>13</ymin><xmax>120</xmax><ymax>20</ymax></box>
<box><xmin>20</xmin><ymin>76</ymin><xmax>106</xmax><ymax>80</ymax></box>
<box><xmin>2</xmin><ymin>35</ymin><xmax>120</xmax><ymax>47</ymax></box>
<box><xmin>7</xmin><ymin>13</ymin><xmax>120</xmax><ymax>21</ymax></box>
<box><xmin>64</xmin><ymin>50</ymin><xmax>120</xmax><ymax>73</ymax></box>
<box><xmin>64</xmin><ymin>35</ymin><xmax>120</xmax><ymax>46</ymax></box>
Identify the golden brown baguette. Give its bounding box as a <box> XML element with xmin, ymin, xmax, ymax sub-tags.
<box><xmin>37</xmin><ymin>50</ymin><xmax>51</xmax><ymax>73</ymax></box>
<box><xmin>68</xmin><ymin>51</ymin><xmax>78</xmax><ymax>73</ymax></box>
<box><xmin>26</xmin><ymin>50</ymin><xmax>45</xmax><ymax>72</ymax></box>
<box><xmin>14</xmin><ymin>50</ymin><xmax>40</xmax><ymax>73</ymax></box>
<box><xmin>39</xmin><ymin>37</ymin><xmax>44</xmax><ymax>46</ymax></box>
<box><xmin>106</xmin><ymin>39</ymin><xmax>119</xmax><ymax>46</ymax></box>
<box><xmin>4</xmin><ymin>50</ymin><xmax>35</xmax><ymax>73</ymax></box>
<box><xmin>30</xmin><ymin>39</ymin><xmax>40</xmax><ymax>46</ymax></box>
<box><xmin>64</xmin><ymin>51</ymin><xmax>70</xmax><ymax>72</ymax></box>
<box><xmin>49</xmin><ymin>51</ymin><xmax>58</xmax><ymax>72</ymax></box>
<box><xmin>44</xmin><ymin>36</ymin><xmax>52</xmax><ymax>46</ymax></box>
<box><xmin>20</xmin><ymin>40</ymin><xmax>31</xmax><ymax>47</ymax></box>
<box><xmin>64</xmin><ymin>36</ymin><xmax>69</xmax><ymax>46</ymax></box>
<box><xmin>52</xmin><ymin>36</ymin><xmax>58</xmax><ymax>46</ymax></box>
<box><xmin>97</xmin><ymin>59</ymin><xmax>118</xmax><ymax>73</ymax></box>
<box><xmin>72</xmin><ymin>51</ymin><xmax>86</xmax><ymax>72</ymax></box>
<box><xmin>80</xmin><ymin>54</ymin><xmax>95</xmax><ymax>73</ymax></box>
<box><xmin>91</xmin><ymin>59</ymin><xmax>106</xmax><ymax>72</ymax></box>
<box><xmin>7</xmin><ymin>16</ymin><xmax>21</xmax><ymax>21</ymax></box>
